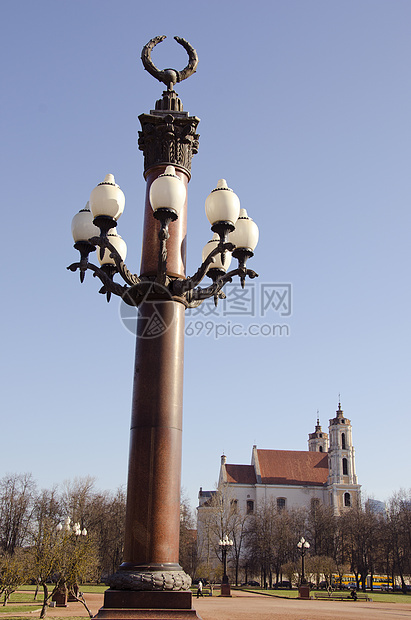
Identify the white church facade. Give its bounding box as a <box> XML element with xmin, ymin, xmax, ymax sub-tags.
<box><xmin>198</xmin><ymin>402</ymin><xmax>361</xmax><ymax>516</ymax></box>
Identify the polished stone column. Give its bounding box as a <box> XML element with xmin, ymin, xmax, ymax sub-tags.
<box><xmin>94</xmin><ymin>104</ymin><xmax>201</xmax><ymax>620</ymax></box>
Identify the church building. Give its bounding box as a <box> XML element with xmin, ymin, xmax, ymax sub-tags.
<box><xmin>198</xmin><ymin>402</ymin><xmax>361</xmax><ymax>517</ymax></box>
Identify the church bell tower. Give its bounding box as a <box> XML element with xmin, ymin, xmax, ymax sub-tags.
<box><xmin>308</xmin><ymin>414</ymin><xmax>329</xmax><ymax>452</ymax></box>
<box><xmin>327</xmin><ymin>401</ymin><xmax>361</xmax><ymax>514</ymax></box>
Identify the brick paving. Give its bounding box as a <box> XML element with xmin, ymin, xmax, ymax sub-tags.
<box><xmin>23</xmin><ymin>589</ymin><xmax>411</xmax><ymax>620</ymax></box>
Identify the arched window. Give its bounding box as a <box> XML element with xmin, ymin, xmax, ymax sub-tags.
<box><xmin>342</xmin><ymin>458</ymin><xmax>348</xmax><ymax>475</ymax></box>
<box><xmin>246</xmin><ymin>500</ymin><xmax>254</xmax><ymax>514</ymax></box>
<box><xmin>344</xmin><ymin>492</ymin><xmax>351</xmax><ymax>507</ymax></box>
<box><xmin>277</xmin><ymin>498</ymin><xmax>286</xmax><ymax>511</ymax></box>
<box><xmin>319</xmin><ymin>446</ymin><xmax>323</xmax><ymax>452</ymax></box>
<box><xmin>341</xmin><ymin>433</ymin><xmax>346</xmax><ymax>449</ymax></box>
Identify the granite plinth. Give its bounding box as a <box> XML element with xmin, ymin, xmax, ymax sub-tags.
<box><xmin>298</xmin><ymin>584</ymin><xmax>311</xmax><ymax>599</ymax></box>
<box><xmin>93</xmin><ymin>589</ymin><xmax>202</xmax><ymax>620</ymax></box>
<box><xmin>219</xmin><ymin>584</ymin><xmax>231</xmax><ymax>597</ymax></box>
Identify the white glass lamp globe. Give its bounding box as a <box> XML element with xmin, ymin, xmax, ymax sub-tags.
<box><xmin>149</xmin><ymin>165</ymin><xmax>186</xmax><ymax>216</ymax></box>
<box><xmin>98</xmin><ymin>230</ymin><xmax>127</xmax><ymax>266</ymax></box>
<box><xmin>89</xmin><ymin>174</ymin><xmax>125</xmax><ymax>221</ymax></box>
<box><xmin>71</xmin><ymin>202</ymin><xmax>100</xmax><ymax>243</ymax></box>
<box><xmin>205</xmin><ymin>179</ymin><xmax>240</xmax><ymax>226</ymax></box>
<box><xmin>228</xmin><ymin>208</ymin><xmax>259</xmax><ymax>252</ymax></box>
<box><xmin>201</xmin><ymin>234</ymin><xmax>232</xmax><ymax>271</ymax></box>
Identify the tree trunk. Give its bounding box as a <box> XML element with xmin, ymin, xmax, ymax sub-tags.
<box><xmin>40</xmin><ymin>583</ymin><xmax>49</xmax><ymax>619</ymax></box>
<box><xmin>71</xmin><ymin>591</ymin><xmax>93</xmax><ymax>618</ymax></box>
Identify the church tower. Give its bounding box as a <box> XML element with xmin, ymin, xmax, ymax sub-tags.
<box><xmin>308</xmin><ymin>414</ymin><xmax>329</xmax><ymax>452</ymax></box>
<box><xmin>327</xmin><ymin>401</ymin><xmax>361</xmax><ymax>514</ymax></box>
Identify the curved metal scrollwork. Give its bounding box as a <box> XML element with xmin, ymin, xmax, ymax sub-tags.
<box><xmin>68</xmin><ymin>239</ymin><xmax>258</xmax><ymax>308</ymax></box>
<box><xmin>141</xmin><ymin>35</ymin><xmax>198</xmax><ymax>90</ymax></box>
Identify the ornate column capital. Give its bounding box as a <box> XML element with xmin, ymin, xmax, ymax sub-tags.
<box><xmin>138</xmin><ymin>110</ymin><xmax>200</xmax><ymax>178</ymax></box>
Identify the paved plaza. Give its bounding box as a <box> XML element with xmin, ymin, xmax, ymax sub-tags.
<box><xmin>31</xmin><ymin>589</ymin><xmax>411</xmax><ymax>620</ymax></box>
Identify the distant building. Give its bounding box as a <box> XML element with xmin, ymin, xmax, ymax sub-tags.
<box><xmin>198</xmin><ymin>402</ymin><xmax>361</xmax><ymax>517</ymax></box>
<box><xmin>366</xmin><ymin>499</ymin><xmax>386</xmax><ymax>514</ymax></box>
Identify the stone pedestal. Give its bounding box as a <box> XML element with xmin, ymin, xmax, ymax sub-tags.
<box><xmin>94</xmin><ymin>589</ymin><xmax>201</xmax><ymax>620</ymax></box>
<box><xmin>52</xmin><ymin>585</ymin><xmax>68</xmax><ymax>607</ymax></box>
<box><xmin>298</xmin><ymin>584</ymin><xmax>310</xmax><ymax>600</ymax></box>
<box><xmin>219</xmin><ymin>584</ymin><xmax>231</xmax><ymax>597</ymax></box>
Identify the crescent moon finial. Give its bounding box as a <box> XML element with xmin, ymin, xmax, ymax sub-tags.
<box><xmin>141</xmin><ymin>35</ymin><xmax>198</xmax><ymax>90</ymax></box>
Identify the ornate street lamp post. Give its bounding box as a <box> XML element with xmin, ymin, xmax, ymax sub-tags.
<box><xmin>297</xmin><ymin>537</ymin><xmax>310</xmax><ymax>599</ymax></box>
<box><xmin>218</xmin><ymin>535</ymin><xmax>233</xmax><ymax>597</ymax></box>
<box><xmin>69</xmin><ymin>36</ymin><xmax>258</xmax><ymax>620</ymax></box>
<box><xmin>53</xmin><ymin>518</ymin><xmax>88</xmax><ymax>607</ymax></box>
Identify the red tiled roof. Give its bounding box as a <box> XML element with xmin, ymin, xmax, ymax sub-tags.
<box><xmin>225</xmin><ymin>464</ymin><xmax>257</xmax><ymax>485</ymax></box>
<box><xmin>257</xmin><ymin>449</ymin><xmax>329</xmax><ymax>486</ymax></box>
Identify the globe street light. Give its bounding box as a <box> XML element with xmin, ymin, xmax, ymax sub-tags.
<box><xmin>53</xmin><ymin>518</ymin><xmax>88</xmax><ymax>607</ymax></box>
<box><xmin>68</xmin><ymin>36</ymin><xmax>259</xmax><ymax>620</ymax></box>
<box><xmin>218</xmin><ymin>535</ymin><xmax>233</xmax><ymax>597</ymax></box>
<box><xmin>297</xmin><ymin>537</ymin><xmax>310</xmax><ymax>600</ymax></box>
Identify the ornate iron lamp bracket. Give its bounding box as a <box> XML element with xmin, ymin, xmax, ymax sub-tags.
<box><xmin>68</xmin><ymin>234</ymin><xmax>258</xmax><ymax>308</ymax></box>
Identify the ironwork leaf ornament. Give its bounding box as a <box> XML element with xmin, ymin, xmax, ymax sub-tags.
<box><xmin>141</xmin><ymin>36</ymin><xmax>198</xmax><ymax>89</ymax></box>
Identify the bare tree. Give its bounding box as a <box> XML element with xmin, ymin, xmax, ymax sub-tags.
<box><xmin>386</xmin><ymin>489</ymin><xmax>411</xmax><ymax>593</ymax></box>
<box><xmin>0</xmin><ymin>473</ymin><xmax>36</xmax><ymax>554</ymax></box>
<box><xmin>339</xmin><ymin>500</ymin><xmax>379</xmax><ymax>591</ymax></box>
<box><xmin>306</xmin><ymin>501</ymin><xmax>336</xmax><ymax>558</ymax></box>
<box><xmin>305</xmin><ymin>555</ymin><xmax>336</xmax><ymax>587</ymax></box>
<box><xmin>197</xmin><ymin>485</ymin><xmax>247</xmax><ymax>584</ymax></box>
<box><xmin>179</xmin><ymin>491</ymin><xmax>198</xmax><ymax>579</ymax></box>
<box><xmin>0</xmin><ymin>549</ymin><xmax>28</xmax><ymax>604</ymax></box>
<box><xmin>245</xmin><ymin>500</ymin><xmax>305</xmax><ymax>587</ymax></box>
<box><xmin>28</xmin><ymin>514</ymin><xmax>98</xmax><ymax>618</ymax></box>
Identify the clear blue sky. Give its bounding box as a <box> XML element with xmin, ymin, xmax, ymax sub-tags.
<box><xmin>1</xmin><ymin>1</ymin><xmax>410</xmax><ymax>513</ymax></box>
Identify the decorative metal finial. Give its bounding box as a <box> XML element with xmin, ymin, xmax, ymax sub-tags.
<box><xmin>141</xmin><ymin>35</ymin><xmax>198</xmax><ymax>91</ymax></box>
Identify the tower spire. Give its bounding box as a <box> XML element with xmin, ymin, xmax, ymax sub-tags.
<box><xmin>308</xmin><ymin>412</ymin><xmax>328</xmax><ymax>453</ymax></box>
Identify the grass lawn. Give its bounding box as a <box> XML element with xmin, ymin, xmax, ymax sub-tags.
<box><xmin>240</xmin><ymin>587</ymin><xmax>410</xmax><ymax>604</ymax></box>
<box><xmin>0</xmin><ymin>585</ymin><xmax>106</xmax><ymax>617</ymax></box>
<box><xmin>0</xmin><ymin>606</ymin><xmax>42</xmax><ymax>615</ymax></box>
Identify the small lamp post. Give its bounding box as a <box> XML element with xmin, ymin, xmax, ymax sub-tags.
<box><xmin>297</xmin><ymin>537</ymin><xmax>310</xmax><ymax>599</ymax></box>
<box><xmin>219</xmin><ymin>534</ymin><xmax>233</xmax><ymax>597</ymax></box>
<box><xmin>54</xmin><ymin>518</ymin><xmax>88</xmax><ymax>605</ymax></box>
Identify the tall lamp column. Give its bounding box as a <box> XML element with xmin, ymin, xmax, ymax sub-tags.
<box><xmin>297</xmin><ymin>537</ymin><xmax>310</xmax><ymax>600</ymax></box>
<box><xmin>68</xmin><ymin>36</ymin><xmax>259</xmax><ymax>620</ymax></box>
<box><xmin>219</xmin><ymin>535</ymin><xmax>233</xmax><ymax>597</ymax></box>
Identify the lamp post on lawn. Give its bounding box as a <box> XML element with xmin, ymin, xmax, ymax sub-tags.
<box><xmin>53</xmin><ymin>518</ymin><xmax>88</xmax><ymax>607</ymax></box>
<box><xmin>297</xmin><ymin>537</ymin><xmax>310</xmax><ymax>599</ymax></box>
<box><xmin>68</xmin><ymin>36</ymin><xmax>258</xmax><ymax>620</ymax></box>
<box><xmin>218</xmin><ymin>535</ymin><xmax>233</xmax><ymax>597</ymax></box>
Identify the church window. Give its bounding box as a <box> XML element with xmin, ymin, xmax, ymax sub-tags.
<box><xmin>319</xmin><ymin>446</ymin><xmax>323</xmax><ymax>452</ymax></box>
<box><xmin>341</xmin><ymin>433</ymin><xmax>346</xmax><ymax>449</ymax></box>
<box><xmin>319</xmin><ymin>433</ymin><xmax>322</xmax><ymax>437</ymax></box>
<box><xmin>344</xmin><ymin>492</ymin><xmax>351</xmax><ymax>507</ymax></box>
<box><xmin>277</xmin><ymin>498</ymin><xmax>286</xmax><ymax>511</ymax></box>
<box><xmin>311</xmin><ymin>498</ymin><xmax>320</xmax><ymax>510</ymax></box>
<box><xmin>246</xmin><ymin>500</ymin><xmax>254</xmax><ymax>514</ymax></box>
<box><xmin>342</xmin><ymin>458</ymin><xmax>348</xmax><ymax>475</ymax></box>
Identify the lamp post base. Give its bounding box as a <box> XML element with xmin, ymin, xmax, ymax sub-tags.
<box><xmin>298</xmin><ymin>585</ymin><xmax>310</xmax><ymax>600</ymax></box>
<box><xmin>219</xmin><ymin>584</ymin><xmax>231</xmax><ymax>597</ymax></box>
<box><xmin>94</xmin><ymin>590</ymin><xmax>202</xmax><ymax>620</ymax></box>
